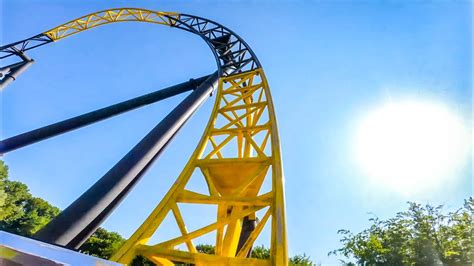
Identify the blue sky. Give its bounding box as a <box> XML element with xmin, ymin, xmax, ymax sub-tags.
<box><xmin>1</xmin><ymin>1</ymin><xmax>472</xmax><ymax>264</ymax></box>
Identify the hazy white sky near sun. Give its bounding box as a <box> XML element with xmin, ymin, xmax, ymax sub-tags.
<box><xmin>1</xmin><ymin>1</ymin><xmax>472</xmax><ymax>264</ymax></box>
<box><xmin>355</xmin><ymin>100</ymin><xmax>470</xmax><ymax>196</ymax></box>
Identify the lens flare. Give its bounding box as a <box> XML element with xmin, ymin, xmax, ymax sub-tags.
<box><xmin>355</xmin><ymin>100</ymin><xmax>470</xmax><ymax>195</ymax></box>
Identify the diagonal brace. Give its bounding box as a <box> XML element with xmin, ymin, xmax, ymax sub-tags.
<box><xmin>0</xmin><ymin>73</ymin><xmax>212</xmax><ymax>154</ymax></box>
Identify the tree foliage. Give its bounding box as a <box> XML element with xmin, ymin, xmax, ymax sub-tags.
<box><xmin>130</xmin><ymin>255</ymin><xmax>156</xmax><ymax>266</ymax></box>
<box><xmin>0</xmin><ymin>161</ymin><xmax>60</xmax><ymax>236</ymax></box>
<box><xmin>79</xmin><ymin>227</ymin><xmax>125</xmax><ymax>259</ymax></box>
<box><xmin>330</xmin><ymin>199</ymin><xmax>473</xmax><ymax>265</ymax></box>
<box><xmin>0</xmin><ymin>160</ymin><xmax>8</xmax><ymax>213</ymax></box>
<box><xmin>196</xmin><ymin>243</ymin><xmax>215</xmax><ymax>254</ymax></box>
<box><xmin>289</xmin><ymin>253</ymin><xmax>314</xmax><ymax>265</ymax></box>
<box><xmin>0</xmin><ymin>160</ymin><xmax>125</xmax><ymax>260</ymax></box>
<box><xmin>250</xmin><ymin>245</ymin><xmax>314</xmax><ymax>265</ymax></box>
<box><xmin>195</xmin><ymin>243</ymin><xmax>315</xmax><ymax>265</ymax></box>
<box><xmin>251</xmin><ymin>245</ymin><xmax>271</xmax><ymax>259</ymax></box>
<box><xmin>79</xmin><ymin>227</ymin><xmax>156</xmax><ymax>265</ymax></box>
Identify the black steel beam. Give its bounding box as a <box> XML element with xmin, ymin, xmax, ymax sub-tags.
<box><xmin>0</xmin><ymin>74</ymin><xmax>211</xmax><ymax>154</ymax></box>
<box><xmin>237</xmin><ymin>216</ymin><xmax>257</xmax><ymax>257</ymax></box>
<box><xmin>69</xmin><ymin>126</ymin><xmax>181</xmax><ymax>249</ymax></box>
<box><xmin>33</xmin><ymin>72</ymin><xmax>220</xmax><ymax>249</ymax></box>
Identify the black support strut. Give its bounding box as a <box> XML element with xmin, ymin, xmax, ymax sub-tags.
<box><xmin>33</xmin><ymin>72</ymin><xmax>220</xmax><ymax>249</ymax></box>
<box><xmin>237</xmin><ymin>217</ymin><xmax>257</xmax><ymax>257</ymax></box>
<box><xmin>0</xmin><ymin>74</ymin><xmax>211</xmax><ymax>154</ymax></box>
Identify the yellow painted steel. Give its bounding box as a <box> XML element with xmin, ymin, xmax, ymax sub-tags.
<box><xmin>39</xmin><ymin>8</ymin><xmax>287</xmax><ymax>265</ymax></box>
<box><xmin>112</xmin><ymin>69</ymin><xmax>287</xmax><ymax>265</ymax></box>
<box><xmin>43</xmin><ymin>8</ymin><xmax>179</xmax><ymax>41</ymax></box>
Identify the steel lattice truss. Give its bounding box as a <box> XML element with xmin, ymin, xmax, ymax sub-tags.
<box><xmin>0</xmin><ymin>8</ymin><xmax>287</xmax><ymax>266</ymax></box>
<box><xmin>0</xmin><ymin>8</ymin><xmax>260</xmax><ymax>76</ymax></box>
<box><xmin>0</xmin><ymin>34</ymin><xmax>52</xmax><ymax>59</ymax></box>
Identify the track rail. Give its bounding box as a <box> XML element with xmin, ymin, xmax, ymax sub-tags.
<box><xmin>0</xmin><ymin>8</ymin><xmax>260</xmax><ymax>76</ymax></box>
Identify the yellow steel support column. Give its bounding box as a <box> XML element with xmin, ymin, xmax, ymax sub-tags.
<box><xmin>111</xmin><ymin>69</ymin><xmax>287</xmax><ymax>265</ymax></box>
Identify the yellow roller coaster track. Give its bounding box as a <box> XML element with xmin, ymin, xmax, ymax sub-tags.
<box><xmin>0</xmin><ymin>8</ymin><xmax>287</xmax><ymax>266</ymax></box>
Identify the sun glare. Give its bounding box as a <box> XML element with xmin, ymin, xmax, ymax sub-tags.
<box><xmin>355</xmin><ymin>100</ymin><xmax>470</xmax><ymax>195</ymax></box>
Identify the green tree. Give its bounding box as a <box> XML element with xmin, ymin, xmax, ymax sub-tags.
<box><xmin>330</xmin><ymin>198</ymin><xmax>473</xmax><ymax>265</ymax></box>
<box><xmin>191</xmin><ymin>243</ymin><xmax>316</xmax><ymax>265</ymax></box>
<box><xmin>250</xmin><ymin>245</ymin><xmax>315</xmax><ymax>265</ymax></box>
<box><xmin>79</xmin><ymin>228</ymin><xmax>157</xmax><ymax>265</ymax></box>
<box><xmin>251</xmin><ymin>245</ymin><xmax>271</xmax><ymax>259</ymax></box>
<box><xmin>0</xmin><ymin>160</ymin><xmax>8</xmax><ymax>215</ymax></box>
<box><xmin>196</xmin><ymin>243</ymin><xmax>215</xmax><ymax>254</ymax></box>
<box><xmin>78</xmin><ymin>229</ymin><xmax>156</xmax><ymax>265</ymax></box>
<box><xmin>130</xmin><ymin>255</ymin><xmax>156</xmax><ymax>266</ymax></box>
<box><xmin>0</xmin><ymin>188</ymin><xmax>6</xmax><ymax>215</ymax></box>
<box><xmin>0</xmin><ymin>160</ymin><xmax>8</xmax><ymax>180</ymax></box>
<box><xmin>289</xmin><ymin>253</ymin><xmax>314</xmax><ymax>265</ymax></box>
<box><xmin>0</xmin><ymin>160</ymin><xmax>59</xmax><ymax>236</ymax></box>
<box><xmin>79</xmin><ymin>228</ymin><xmax>125</xmax><ymax>259</ymax></box>
<box><xmin>0</xmin><ymin>160</ymin><xmax>152</xmax><ymax>264</ymax></box>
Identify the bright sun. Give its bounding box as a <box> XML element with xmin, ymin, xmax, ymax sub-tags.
<box><xmin>355</xmin><ymin>100</ymin><xmax>470</xmax><ymax>195</ymax></box>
